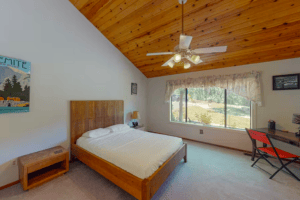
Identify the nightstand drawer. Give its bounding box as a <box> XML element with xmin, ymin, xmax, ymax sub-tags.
<box><xmin>27</xmin><ymin>154</ymin><xmax>66</xmax><ymax>174</ymax></box>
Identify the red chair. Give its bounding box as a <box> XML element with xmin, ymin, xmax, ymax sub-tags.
<box><xmin>245</xmin><ymin>128</ymin><xmax>300</xmax><ymax>181</ymax></box>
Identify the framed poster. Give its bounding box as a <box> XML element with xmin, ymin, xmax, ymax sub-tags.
<box><xmin>0</xmin><ymin>55</ymin><xmax>31</xmax><ymax>114</ymax></box>
<box><xmin>131</xmin><ymin>83</ymin><xmax>137</xmax><ymax>95</ymax></box>
<box><xmin>273</xmin><ymin>74</ymin><xmax>299</xmax><ymax>91</ymax></box>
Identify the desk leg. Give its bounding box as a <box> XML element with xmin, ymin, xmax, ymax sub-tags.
<box><xmin>263</xmin><ymin>143</ymin><xmax>267</xmax><ymax>148</ymax></box>
<box><xmin>251</xmin><ymin>140</ymin><xmax>257</xmax><ymax>161</ymax></box>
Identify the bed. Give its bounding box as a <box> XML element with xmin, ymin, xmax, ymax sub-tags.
<box><xmin>70</xmin><ymin>100</ymin><xmax>187</xmax><ymax>200</ymax></box>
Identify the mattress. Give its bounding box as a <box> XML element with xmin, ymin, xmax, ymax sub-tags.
<box><xmin>76</xmin><ymin>129</ymin><xmax>183</xmax><ymax>179</ymax></box>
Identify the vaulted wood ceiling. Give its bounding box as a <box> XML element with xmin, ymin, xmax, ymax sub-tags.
<box><xmin>70</xmin><ymin>0</ymin><xmax>300</xmax><ymax>78</ymax></box>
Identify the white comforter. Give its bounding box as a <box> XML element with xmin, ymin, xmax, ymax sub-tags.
<box><xmin>77</xmin><ymin>129</ymin><xmax>183</xmax><ymax>179</ymax></box>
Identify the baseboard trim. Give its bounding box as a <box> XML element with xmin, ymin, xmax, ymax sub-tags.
<box><xmin>189</xmin><ymin>139</ymin><xmax>252</xmax><ymax>153</ymax></box>
<box><xmin>0</xmin><ymin>180</ymin><xmax>20</xmax><ymax>191</ymax></box>
<box><xmin>151</xmin><ymin>131</ymin><xmax>300</xmax><ymax>164</ymax></box>
<box><xmin>150</xmin><ymin>131</ymin><xmax>252</xmax><ymax>154</ymax></box>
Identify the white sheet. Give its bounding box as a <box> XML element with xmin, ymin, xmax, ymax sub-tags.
<box><xmin>77</xmin><ymin>129</ymin><xmax>183</xmax><ymax>179</ymax></box>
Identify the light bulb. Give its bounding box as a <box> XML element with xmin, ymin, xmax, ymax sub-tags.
<box><xmin>191</xmin><ymin>55</ymin><xmax>200</xmax><ymax>63</ymax></box>
<box><xmin>168</xmin><ymin>60</ymin><xmax>175</xmax><ymax>68</ymax></box>
<box><xmin>184</xmin><ymin>62</ymin><xmax>191</xmax><ymax>69</ymax></box>
<box><xmin>174</xmin><ymin>54</ymin><xmax>181</xmax><ymax>63</ymax></box>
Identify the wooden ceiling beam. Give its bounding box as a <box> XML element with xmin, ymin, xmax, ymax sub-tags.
<box><xmin>112</xmin><ymin>0</ymin><xmax>254</xmax><ymax>47</ymax></box>
<box><xmin>70</xmin><ymin>0</ymin><xmax>300</xmax><ymax>78</ymax></box>
<box><xmin>70</xmin><ymin>0</ymin><xmax>90</xmax><ymax>10</ymax></box>
<box><xmin>143</xmin><ymin>45</ymin><xmax>300</xmax><ymax>78</ymax></box>
<box><xmin>115</xmin><ymin>0</ymin><xmax>291</xmax><ymax>51</ymax></box>
<box><xmin>123</xmin><ymin>10</ymin><xmax>300</xmax><ymax>63</ymax></box>
<box><xmin>99</xmin><ymin>0</ymin><xmax>171</xmax><ymax>33</ymax></box>
<box><xmin>82</xmin><ymin>0</ymin><xmax>110</xmax><ymax>21</ymax></box>
<box><xmin>89</xmin><ymin>0</ymin><xmax>132</xmax><ymax>24</ymax></box>
<box><xmin>139</xmin><ymin>40</ymin><xmax>300</xmax><ymax>73</ymax></box>
<box><xmin>120</xmin><ymin>1</ymin><xmax>300</xmax><ymax>55</ymax></box>
<box><xmin>104</xmin><ymin>0</ymin><xmax>227</xmax><ymax>43</ymax></box>
<box><xmin>93</xmin><ymin>0</ymin><xmax>150</xmax><ymax>30</ymax></box>
<box><xmin>131</xmin><ymin>20</ymin><xmax>300</xmax><ymax>66</ymax></box>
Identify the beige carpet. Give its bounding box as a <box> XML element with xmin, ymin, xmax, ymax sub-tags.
<box><xmin>1</xmin><ymin>140</ymin><xmax>300</xmax><ymax>200</ymax></box>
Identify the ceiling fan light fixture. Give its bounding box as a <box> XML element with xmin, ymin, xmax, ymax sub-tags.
<box><xmin>174</xmin><ymin>54</ymin><xmax>182</xmax><ymax>62</ymax></box>
<box><xmin>191</xmin><ymin>55</ymin><xmax>200</xmax><ymax>63</ymax></box>
<box><xmin>184</xmin><ymin>62</ymin><xmax>191</xmax><ymax>69</ymax></box>
<box><xmin>145</xmin><ymin>0</ymin><xmax>228</xmax><ymax>70</ymax></box>
<box><xmin>168</xmin><ymin>60</ymin><xmax>175</xmax><ymax>68</ymax></box>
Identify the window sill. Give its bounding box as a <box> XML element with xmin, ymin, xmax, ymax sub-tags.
<box><xmin>168</xmin><ymin>121</ymin><xmax>247</xmax><ymax>134</ymax></box>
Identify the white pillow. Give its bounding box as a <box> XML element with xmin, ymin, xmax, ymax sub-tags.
<box><xmin>107</xmin><ymin>124</ymin><xmax>130</xmax><ymax>132</ymax></box>
<box><xmin>82</xmin><ymin>128</ymin><xmax>111</xmax><ymax>138</ymax></box>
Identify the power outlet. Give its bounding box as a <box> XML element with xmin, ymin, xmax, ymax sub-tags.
<box><xmin>200</xmin><ymin>129</ymin><xmax>204</xmax><ymax>134</ymax></box>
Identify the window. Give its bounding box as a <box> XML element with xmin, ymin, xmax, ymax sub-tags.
<box><xmin>171</xmin><ymin>88</ymin><xmax>251</xmax><ymax>129</ymax></box>
<box><xmin>171</xmin><ymin>88</ymin><xmax>186</xmax><ymax>123</ymax></box>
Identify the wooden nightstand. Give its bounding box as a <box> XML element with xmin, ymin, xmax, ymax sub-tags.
<box><xmin>132</xmin><ymin>126</ymin><xmax>146</xmax><ymax>131</ymax></box>
<box><xmin>18</xmin><ymin>146</ymin><xmax>69</xmax><ymax>191</ymax></box>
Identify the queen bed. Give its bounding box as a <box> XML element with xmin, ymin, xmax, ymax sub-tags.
<box><xmin>70</xmin><ymin>100</ymin><xmax>187</xmax><ymax>200</ymax></box>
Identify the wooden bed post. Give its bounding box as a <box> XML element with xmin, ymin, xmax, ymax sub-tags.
<box><xmin>142</xmin><ymin>179</ymin><xmax>150</xmax><ymax>200</ymax></box>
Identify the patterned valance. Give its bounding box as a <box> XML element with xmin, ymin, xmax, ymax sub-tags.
<box><xmin>165</xmin><ymin>71</ymin><xmax>262</xmax><ymax>106</ymax></box>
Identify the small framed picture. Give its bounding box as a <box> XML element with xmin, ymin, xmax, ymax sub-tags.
<box><xmin>131</xmin><ymin>83</ymin><xmax>137</xmax><ymax>95</ymax></box>
<box><xmin>273</xmin><ymin>74</ymin><xmax>300</xmax><ymax>90</ymax></box>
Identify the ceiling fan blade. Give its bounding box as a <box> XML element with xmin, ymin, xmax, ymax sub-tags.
<box><xmin>192</xmin><ymin>46</ymin><xmax>228</xmax><ymax>54</ymax></box>
<box><xmin>146</xmin><ymin>52</ymin><xmax>175</xmax><ymax>56</ymax></box>
<box><xmin>186</xmin><ymin>57</ymin><xmax>203</xmax><ymax>65</ymax></box>
<box><xmin>179</xmin><ymin>35</ymin><xmax>193</xmax><ymax>49</ymax></box>
<box><xmin>162</xmin><ymin>57</ymin><xmax>174</xmax><ymax>66</ymax></box>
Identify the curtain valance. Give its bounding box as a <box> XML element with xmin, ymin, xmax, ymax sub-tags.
<box><xmin>165</xmin><ymin>71</ymin><xmax>262</xmax><ymax>106</ymax></box>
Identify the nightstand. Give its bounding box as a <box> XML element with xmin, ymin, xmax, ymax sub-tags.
<box><xmin>18</xmin><ymin>146</ymin><xmax>69</xmax><ymax>190</ymax></box>
<box><xmin>132</xmin><ymin>126</ymin><xmax>146</xmax><ymax>131</ymax></box>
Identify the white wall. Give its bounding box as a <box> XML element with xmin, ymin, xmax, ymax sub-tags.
<box><xmin>0</xmin><ymin>0</ymin><xmax>147</xmax><ymax>187</ymax></box>
<box><xmin>147</xmin><ymin>58</ymin><xmax>300</xmax><ymax>152</ymax></box>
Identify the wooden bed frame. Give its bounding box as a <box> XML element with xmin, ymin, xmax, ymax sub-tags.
<box><xmin>70</xmin><ymin>100</ymin><xmax>187</xmax><ymax>200</ymax></box>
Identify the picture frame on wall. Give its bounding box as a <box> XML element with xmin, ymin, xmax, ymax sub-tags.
<box><xmin>273</xmin><ymin>73</ymin><xmax>300</xmax><ymax>90</ymax></box>
<box><xmin>131</xmin><ymin>83</ymin><xmax>137</xmax><ymax>95</ymax></box>
<box><xmin>0</xmin><ymin>55</ymin><xmax>31</xmax><ymax>114</ymax></box>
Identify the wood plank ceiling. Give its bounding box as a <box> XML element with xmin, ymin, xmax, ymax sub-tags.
<box><xmin>70</xmin><ymin>0</ymin><xmax>300</xmax><ymax>78</ymax></box>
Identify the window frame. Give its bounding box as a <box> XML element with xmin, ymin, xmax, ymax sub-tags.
<box><xmin>170</xmin><ymin>88</ymin><xmax>254</xmax><ymax>130</ymax></box>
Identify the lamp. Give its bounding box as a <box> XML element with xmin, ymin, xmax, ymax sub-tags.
<box><xmin>191</xmin><ymin>55</ymin><xmax>200</xmax><ymax>63</ymax></box>
<box><xmin>174</xmin><ymin>54</ymin><xmax>182</xmax><ymax>63</ymax></box>
<box><xmin>184</xmin><ymin>62</ymin><xmax>191</xmax><ymax>69</ymax></box>
<box><xmin>168</xmin><ymin>60</ymin><xmax>175</xmax><ymax>68</ymax></box>
<box><xmin>292</xmin><ymin>113</ymin><xmax>300</xmax><ymax>136</ymax></box>
<box><xmin>132</xmin><ymin>111</ymin><xmax>141</xmax><ymax>127</ymax></box>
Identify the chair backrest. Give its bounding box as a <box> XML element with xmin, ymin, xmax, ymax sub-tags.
<box><xmin>245</xmin><ymin>129</ymin><xmax>271</xmax><ymax>145</ymax></box>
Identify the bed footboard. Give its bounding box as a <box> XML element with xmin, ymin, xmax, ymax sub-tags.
<box><xmin>143</xmin><ymin>143</ymin><xmax>187</xmax><ymax>200</ymax></box>
<box><xmin>72</xmin><ymin>143</ymin><xmax>187</xmax><ymax>200</ymax></box>
<box><xmin>72</xmin><ymin>144</ymin><xmax>143</xmax><ymax>199</ymax></box>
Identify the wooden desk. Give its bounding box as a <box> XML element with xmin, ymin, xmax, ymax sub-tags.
<box><xmin>250</xmin><ymin>128</ymin><xmax>300</xmax><ymax>160</ymax></box>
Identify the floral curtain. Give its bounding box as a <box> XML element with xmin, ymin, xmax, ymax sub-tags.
<box><xmin>165</xmin><ymin>71</ymin><xmax>262</xmax><ymax>106</ymax></box>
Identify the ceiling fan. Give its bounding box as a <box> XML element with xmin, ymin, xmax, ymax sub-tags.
<box><xmin>146</xmin><ymin>0</ymin><xmax>227</xmax><ymax>69</ymax></box>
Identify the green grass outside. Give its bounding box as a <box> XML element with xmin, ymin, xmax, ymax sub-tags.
<box><xmin>172</xmin><ymin>105</ymin><xmax>250</xmax><ymax>129</ymax></box>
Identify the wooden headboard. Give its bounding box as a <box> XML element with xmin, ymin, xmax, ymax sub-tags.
<box><xmin>70</xmin><ymin>100</ymin><xmax>124</xmax><ymax>145</ymax></box>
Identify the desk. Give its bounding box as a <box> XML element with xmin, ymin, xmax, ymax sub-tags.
<box><xmin>250</xmin><ymin>128</ymin><xmax>300</xmax><ymax>160</ymax></box>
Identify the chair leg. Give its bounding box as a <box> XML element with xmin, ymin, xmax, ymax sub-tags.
<box><xmin>270</xmin><ymin>165</ymin><xmax>284</xmax><ymax>179</ymax></box>
<box><xmin>283</xmin><ymin>166</ymin><xmax>300</xmax><ymax>181</ymax></box>
<box><xmin>251</xmin><ymin>155</ymin><xmax>263</xmax><ymax>167</ymax></box>
<box><xmin>270</xmin><ymin>158</ymin><xmax>300</xmax><ymax>181</ymax></box>
<box><xmin>261</xmin><ymin>155</ymin><xmax>275</xmax><ymax>167</ymax></box>
<box><xmin>282</xmin><ymin>158</ymin><xmax>300</xmax><ymax>181</ymax></box>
